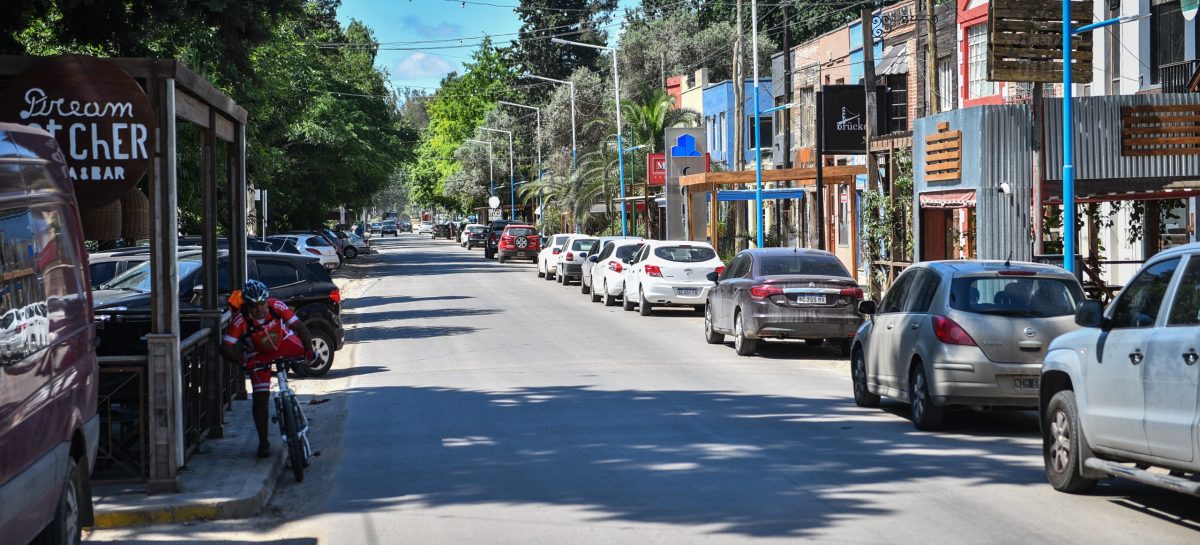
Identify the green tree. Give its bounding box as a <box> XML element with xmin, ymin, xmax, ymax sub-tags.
<box><xmin>620</xmin><ymin>87</ymin><xmax>699</xmax><ymax>153</ymax></box>
<box><xmin>511</xmin><ymin>0</ymin><xmax>618</xmax><ymax>88</ymax></box>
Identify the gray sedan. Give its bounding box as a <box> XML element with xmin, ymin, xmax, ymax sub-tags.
<box><xmin>852</xmin><ymin>261</ymin><xmax>1084</xmax><ymax>430</ymax></box>
<box><xmin>703</xmin><ymin>248</ymin><xmax>864</xmax><ymax>356</ymax></box>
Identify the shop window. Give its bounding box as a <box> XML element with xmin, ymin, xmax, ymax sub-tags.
<box><xmin>937</xmin><ymin>58</ymin><xmax>954</xmax><ymax>111</ymax></box>
<box><xmin>887</xmin><ymin>73</ymin><xmax>908</xmax><ymax>132</ymax></box>
<box><xmin>1151</xmin><ymin>0</ymin><xmax>1184</xmax><ymax>85</ymax></box>
<box><xmin>744</xmin><ymin>116</ymin><xmax>773</xmax><ymax>151</ymax></box>
<box><xmin>968</xmin><ymin>24</ymin><xmax>999</xmax><ymax>99</ymax></box>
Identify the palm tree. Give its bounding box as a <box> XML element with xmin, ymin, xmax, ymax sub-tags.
<box><xmin>620</xmin><ymin>87</ymin><xmax>701</xmax><ymax>153</ymax></box>
<box><xmin>518</xmin><ymin>150</ymin><xmax>609</xmax><ymax>233</ymax></box>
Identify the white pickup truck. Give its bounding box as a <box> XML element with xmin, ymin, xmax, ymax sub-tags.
<box><xmin>1040</xmin><ymin>242</ymin><xmax>1200</xmax><ymax>496</ymax></box>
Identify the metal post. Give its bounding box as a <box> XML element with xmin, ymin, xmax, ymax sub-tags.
<box><xmin>614</xmin><ymin>54</ymin><xmax>627</xmax><ymax>237</ymax></box>
<box><xmin>1062</xmin><ymin>0</ymin><xmax>1076</xmax><ymax>274</ymax></box>
<box><xmin>816</xmin><ymin>92</ymin><xmax>826</xmax><ymax>251</ymax></box>
<box><xmin>509</xmin><ymin>131</ymin><xmax>515</xmax><ymax>220</ymax></box>
<box><xmin>753</xmin><ymin>0</ymin><xmax>764</xmax><ymax>247</ymax></box>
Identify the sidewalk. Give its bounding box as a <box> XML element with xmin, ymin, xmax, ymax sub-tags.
<box><xmin>91</xmin><ymin>399</ymin><xmax>285</xmax><ymax>528</ymax></box>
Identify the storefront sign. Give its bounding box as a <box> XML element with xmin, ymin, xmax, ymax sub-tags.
<box><xmin>0</xmin><ymin>55</ymin><xmax>157</xmax><ymax>207</ymax></box>
<box><xmin>665</xmin><ymin>129</ymin><xmax>708</xmax><ymax>240</ymax></box>
<box><xmin>647</xmin><ymin>153</ymin><xmax>666</xmax><ymax>186</ymax></box>
<box><xmin>821</xmin><ymin>85</ymin><xmax>871</xmax><ymax>154</ymax></box>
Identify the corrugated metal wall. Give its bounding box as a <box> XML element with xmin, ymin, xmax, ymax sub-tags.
<box><xmin>1043</xmin><ymin>94</ymin><xmax>1200</xmax><ymax>183</ymax></box>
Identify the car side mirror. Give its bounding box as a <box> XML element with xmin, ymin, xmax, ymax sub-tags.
<box><xmin>588</xmin><ymin>255</ymin><xmax>600</xmax><ymax>263</ymax></box>
<box><xmin>578</xmin><ymin>253</ymin><xmax>588</xmax><ymax>259</ymax></box>
<box><xmin>706</xmin><ymin>271</ymin><xmax>719</xmax><ymax>283</ymax></box>
<box><xmin>858</xmin><ymin>300</ymin><xmax>877</xmax><ymax>315</ymax></box>
<box><xmin>1074</xmin><ymin>300</ymin><xmax>1106</xmax><ymax>328</ymax></box>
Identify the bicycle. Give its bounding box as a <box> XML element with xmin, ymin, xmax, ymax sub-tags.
<box><xmin>253</xmin><ymin>356</ymin><xmax>312</xmax><ymax>482</ymax></box>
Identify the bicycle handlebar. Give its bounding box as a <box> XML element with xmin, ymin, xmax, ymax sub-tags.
<box><xmin>251</xmin><ymin>356</ymin><xmax>309</xmax><ymax>374</ymax></box>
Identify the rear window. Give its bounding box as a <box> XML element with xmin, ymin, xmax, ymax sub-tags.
<box><xmin>506</xmin><ymin>227</ymin><xmax>536</xmax><ymax>236</ymax></box>
<box><xmin>90</xmin><ymin>261</ymin><xmax>119</xmax><ymax>286</ymax></box>
<box><xmin>469</xmin><ymin>226</ymin><xmax>486</xmax><ymax>233</ymax></box>
<box><xmin>949</xmin><ymin>277</ymin><xmax>1083</xmax><ymax>318</ymax></box>
<box><xmin>615</xmin><ymin>244</ymin><xmax>643</xmax><ymax>260</ymax></box>
<box><xmin>553</xmin><ymin>235</ymin><xmax>571</xmax><ymax>247</ymax></box>
<box><xmin>571</xmin><ymin>239</ymin><xmax>597</xmax><ymax>252</ymax></box>
<box><xmin>307</xmin><ymin>236</ymin><xmax>329</xmax><ymax>247</ymax></box>
<box><xmin>654</xmin><ymin>245</ymin><xmax>716</xmax><ymax>263</ymax></box>
<box><xmin>757</xmin><ymin>255</ymin><xmax>851</xmax><ymax>278</ymax></box>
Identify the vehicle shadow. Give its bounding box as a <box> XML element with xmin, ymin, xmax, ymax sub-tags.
<box><xmin>350</xmin><ymin>324</ymin><xmax>481</xmax><ymax>342</ymax></box>
<box><xmin>313</xmin><ymin>384</ymin><xmax>1060</xmax><ymax>539</ymax></box>
<box><xmin>94</xmin><ymin>540</ymin><xmax>318</xmax><ymax>545</ymax></box>
<box><xmin>317</xmin><ymin>365</ymin><xmax>389</xmax><ymax>380</ymax></box>
<box><xmin>343</xmin><ymin>295</ymin><xmax>474</xmax><ymax>311</ymax></box>
<box><xmin>348</xmin><ymin>307</ymin><xmax>501</xmax><ymax>323</ymax></box>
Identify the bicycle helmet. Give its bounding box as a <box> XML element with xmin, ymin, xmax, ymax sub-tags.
<box><xmin>241</xmin><ymin>280</ymin><xmax>269</xmax><ymax>303</ymax></box>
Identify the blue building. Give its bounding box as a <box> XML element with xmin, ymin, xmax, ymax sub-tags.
<box><xmin>701</xmin><ymin>79</ymin><xmax>774</xmax><ymax>169</ymax></box>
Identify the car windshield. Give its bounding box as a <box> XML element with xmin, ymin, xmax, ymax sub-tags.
<box><xmin>552</xmin><ymin>235</ymin><xmax>571</xmax><ymax>247</ymax></box>
<box><xmin>507</xmin><ymin>227</ymin><xmax>536</xmax><ymax>236</ymax></box>
<box><xmin>571</xmin><ymin>239</ymin><xmax>597</xmax><ymax>252</ymax></box>
<box><xmin>949</xmin><ymin>277</ymin><xmax>1083</xmax><ymax>318</ymax></box>
<box><xmin>614</xmin><ymin>244</ymin><xmax>643</xmax><ymax>260</ymax></box>
<box><xmin>106</xmin><ymin>256</ymin><xmax>203</xmax><ymax>292</ymax></box>
<box><xmin>655</xmin><ymin>245</ymin><xmax>716</xmax><ymax>262</ymax></box>
<box><xmin>757</xmin><ymin>255</ymin><xmax>851</xmax><ymax>278</ymax></box>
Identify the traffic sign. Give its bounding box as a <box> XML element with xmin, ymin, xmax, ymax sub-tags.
<box><xmin>488</xmin><ymin>196</ymin><xmax>501</xmax><ymax>209</ymax></box>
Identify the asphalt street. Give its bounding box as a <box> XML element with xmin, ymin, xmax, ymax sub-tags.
<box><xmin>92</xmin><ymin>234</ymin><xmax>1200</xmax><ymax>544</ymax></box>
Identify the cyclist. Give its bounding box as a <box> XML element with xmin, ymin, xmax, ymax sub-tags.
<box><xmin>220</xmin><ymin>280</ymin><xmax>316</xmax><ymax>458</ymax></box>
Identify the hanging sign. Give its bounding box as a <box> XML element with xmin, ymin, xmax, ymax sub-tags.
<box><xmin>0</xmin><ymin>55</ymin><xmax>157</xmax><ymax>208</ymax></box>
<box><xmin>1186</xmin><ymin>0</ymin><xmax>1199</xmax><ymax>21</ymax></box>
<box><xmin>647</xmin><ymin>153</ymin><xmax>666</xmax><ymax>186</ymax></box>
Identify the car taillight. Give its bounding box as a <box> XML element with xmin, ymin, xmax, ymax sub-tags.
<box><xmin>839</xmin><ymin>287</ymin><xmax>864</xmax><ymax>299</ymax></box>
<box><xmin>715</xmin><ymin>266</ymin><xmax>726</xmax><ymax>276</ymax></box>
<box><xmin>609</xmin><ymin>261</ymin><xmax>622</xmax><ymax>273</ymax></box>
<box><xmin>565</xmin><ymin>252</ymin><xmax>574</xmax><ymax>262</ymax></box>
<box><xmin>330</xmin><ymin>289</ymin><xmax>342</xmax><ymax>304</ymax></box>
<box><xmin>306</xmin><ymin>248</ymin><xmax>322</xmax><ymax>255</ymax></box>
<box><xmin>998</xmin><ymin>270</ymin><xmax>1037</xmax><ymax>276</ymax></box>
<box><xmin>749</xmin><ymin>284</ymin><xmax>784</xmax><ymax>299</ymax></box>
<box><xmin>645</xmin><ymin>264</ymin><xmax>662</xmax><ymax>277</ymax></box>
<box><xmin>931</xmin><ymin>315</ymin><xmax>977</xmax><ymax>346</ymax></box>
<box><xmin>552</xmin><ymin>248</ymin><xmax>561</xmax><ymax>255</ymax></box>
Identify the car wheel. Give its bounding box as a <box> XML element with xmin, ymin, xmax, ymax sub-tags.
<box><xmin>734</xmin><ymin>311</ymin><xmax>757</xmax><ymax>356</ymax></box>
<box><xmin>485</xmin><ymin>249</ymin><xmax>494</xmax><ymax>260</ymax></box>
<box><xmin>638</xmin><ymin>288</ymin><xmax>653</xmax><ymax>316</ymax></box>
<box><xmin>558</xmin><ymin>272</ymin><xmax>566</xmax><ymax>284</ymax></box>
<box><xmin>545</xmin><ymin>269</ymin><xmax>556</xmax><ymax>281</ymax></box>
<box><xmin>591</xmin><ymin>280</ymin><xmax>602</xmax><ymax>303</ymax></box>
<box><xmin>1044</xmin><ymin>390</ymin><xmax>1098</xmax><ymax>493</ymax></box>
<box><xmin>909</xmin><ymin>364</ymin><xmax>944</xmax><ymax>430</ymax></box>
<box><xmin>344</xmin><ymin>246</ymin><xmax>358</xmax><ymax>259</ymax></box>
<box><xmin>499</xmin><ymin>255</ymin><xmax>507</xmax><ymax>263</ymax></box>
<box><xmin>581</xmin><ymin>276</ymin><xmax>591</xmax><ymax>295</ymax></box>
<box><xmin>36</xmin><ymin>457</ymin><xmax>83</xmax><ymax>545</ymax></box>
<box><xmin>537</xmin><ymin>268</ymin><xmax>545</xmax><ymax>278</ymax></box>
<box><xmin>603</xmin><ymin>281</ymin><xmax>617</xmax><ymax>306</ymax></box>
<box><xmin>704</xmin><ymin>303</ymin><xmax>724</xmax><ymax>345</ymax></box>
<box><xmin>622</xmin><ymin>287</ymin><xmax>636</xmax><ymax>311</ymax></box>
<box><xmin>851</xmin><ymin>348</ymin><xmax>881</xmax><ymax>408</ymax></box>
<box><xmin>299</xmin><ymin>327</ymin><xmax>336</xmax><ymax>377</ymax></box>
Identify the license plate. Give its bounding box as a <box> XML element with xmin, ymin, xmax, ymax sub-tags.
<box><xmin>676</xmin><ymin>288</ymin><xmax>699</xmax><ymax>296</ymax></box>
<box><xmin>795</xmin><ymin>295</ymin><xmax>826</xmax><ymax>304</ymax></box>
<box><xmin>1014</xmin><ymin>377</ymin><xmax>1040</xmax><ymax>390</ymax></box>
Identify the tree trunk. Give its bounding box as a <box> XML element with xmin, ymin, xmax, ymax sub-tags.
<box><xmin>733</xmin><ymin>0</ymin><xmax>748</xmax><ymax>250</ymax></box>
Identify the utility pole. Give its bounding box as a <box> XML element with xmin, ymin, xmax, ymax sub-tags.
<box><xmin>862</xmin><ymin>7</ymin><xmax>879</xmax><ymax>284</ymax></box>
<box><xmin>781</xmin><ymin>3</ymin><xmax>793</xmax><ymax>246</ymax></box>
<box><xmin>925</xmin><ymin>0</ymin><xmax>940</xmax><ymax>116</ymax></box>
<box><xmin>733</xmin><ymin>0</ymin><xmax>747</xmax><ymax>249</ymax></box>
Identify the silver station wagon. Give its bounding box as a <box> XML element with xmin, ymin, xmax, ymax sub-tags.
<box><xmin>852</xmin><ymin>261</ymin><xmax>1084</xmax><ymax>430</ymax></box>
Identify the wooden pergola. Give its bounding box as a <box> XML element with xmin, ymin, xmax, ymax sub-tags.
<box><xmin>679</xmin><ymin>165</ymin><xmax>867</xmax><ymax>257</ymax></box>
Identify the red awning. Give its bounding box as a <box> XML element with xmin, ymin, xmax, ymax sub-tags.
<box><xmin>919</xmin><ymin>189</ymin><xmax>976</xmax><ymax>209</ymax></box>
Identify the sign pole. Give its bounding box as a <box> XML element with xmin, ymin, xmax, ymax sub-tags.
<box><xmin>815</xmin><ymin>91</ymin><xmax>826</xmax><ymax>251</ymax></box>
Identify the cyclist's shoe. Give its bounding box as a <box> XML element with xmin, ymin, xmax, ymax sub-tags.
<box><xmin>256</xmin><ymin>441</ymin><xmax>271</xmax><ymax>458</ymax></box>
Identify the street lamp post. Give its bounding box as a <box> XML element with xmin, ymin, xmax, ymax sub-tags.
<box><xmin>497</xmin><ymin>101</ymin><xmax>542</xmax><ymax>229</ymax></box>
<box><xmin>524</xmin><ymin>74</ymin><xmax>576</xmax><ymax>168</ymax></box>
<box><xmin>464</xmin><ymin>138</ymin><xmax>494</xmax><ymax>197</ymax></box>
<box><xmin>553</xmin><ymin>37</ymin><xmax>627</xmax><ymax>236</ymax></box>
<box><xmin>480</xmin><ymin>127</ymin><xmax>514</xmax><ymax>220</ymax></box>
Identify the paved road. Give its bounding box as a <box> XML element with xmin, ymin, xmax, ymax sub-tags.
<box><xmin>93</xmin><ymin>234</ymin><xmax>1200</xmax><ymax>544</ymax></box>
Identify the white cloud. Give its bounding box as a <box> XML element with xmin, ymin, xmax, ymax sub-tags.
<box><xmin>394</xmin><ymin>53</ymin><xmax>456</xmax><ymax>79</ymax></box>
<box><xmin>400</xmin><ymin>15</ymin><xmax>462</xmax><ymax>39</ymax></box>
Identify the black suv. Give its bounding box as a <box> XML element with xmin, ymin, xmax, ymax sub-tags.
<box><xmin>483</xmin><ymin>219</ymin><xmax>516</xmax><ymax>260</ymax></box>
<box><xmin>431</xmin><ymin>223</ymin><xmax>452</xmax><ymax>239</ymax></box>
<box><xmin>92</xmin><ymin>250</ymin><xmax>345</xmax><ymax>376</ymax></box>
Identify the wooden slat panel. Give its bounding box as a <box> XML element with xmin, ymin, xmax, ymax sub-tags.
<box><xmin>988</xmin><ymin>0</ymin><xmax>1093</xmax><ymax>84</ymax></box>
<box><xmin>1123</xmin><ymin>147</ymin><xmax>1200</xmax><ymax>156</ymax></box>
<box><xmin>1123</xmin><ymin>126</ymin><xmax>1200</xmax><ymax>136</ymax></box>
<box><xmin>925</xmin><ymin>130</ymin><xmax>961</xmax><ymax>144</ymax></box>
<box><xmin>925</xmin><ymin>150</ymin><xmax>960</xmax><ymax>163</ymax></box>
<box><xmin>925</xmin><ymin>140</ymin><xmax>962</xmax><ymax>153</ymax></box>
<box><xmin>927</xmin><ymin>160</ymin><xmax>961</xmax><ymax>173</ymax></box>
<box><xmin>1123</xmin><ymin>115</ymin><xmax>1200</xmax><ymax>126</ymax></box>
<box><xmin>1123</xmin><ymin>105</ymin><xmax>1200</xmax><ymax>114</ymax></box>
<box><xmin>927</xmin><ymin>172</ymin><xmax>963</xmax><ymax>182</ymax></box>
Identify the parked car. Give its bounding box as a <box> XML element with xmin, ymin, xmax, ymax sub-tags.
<box><xmin>463</xmin><ymin>224</ymin><xmax>487</xmax><ymax>249</ymax></box>
<box><xmin>400</xmin><ymin>220</ymin><xmax>412</xmax><ymax>232</ymax></box>
<box><xmin>1041</xmin><ymin>243</ymin><xmax>1200</xmax><ymax>496</ymax></box>
<box><xmin>483</xmin><ymin>219</ymin><xmax>517</xmax><ymax>260</ymax></box>
<box><xmin>339</xmin><ymin>230</ymin><xmax>370</xmax><ymax>258</ymax></box>
<box><xmin>432</xmin><ymin>223</ymin><xmax>452</xmax><ymax>239</ymax></box>
<box><xmin>622</xmin><ymin>240</ymin><xmax>724</xmax><ymax>315</ymax></box>
<box><xmin>497</xmin><ymin>224</ymin><xmax>541</xmax><ymax>263</ymax></box>
<box><xmin>178</xmin><ymin>236</ymin><xmax>272</xmax><ymax>252</ymax></box>
<box><xmin>554</xmin><ymin>235</ymin><xmax>599</xmax><ymax>284</ymax></box>
<box><xmin>286</xmin><ymin>229</ymin><xmax>347</xmax><ymax>259</ymax></box>
<box><xmin>264</xmin><ymin>235</ymin><xmax>303</xmax><ymax>255</ymax></box>
<box><xmin>416</xmin><ymin>221</ymin><xmax>433</xmax><ymax>235</ymax></box>
<box><xmin>461</xmin><ymin>223</ymin><xmax>485</xmax><ymax>247</ymax></box>
<box><xmin>581</xmin><ymin>236</ymin><xmax>643</xmax><ymax>297</ymax></box>
<box><xmin>89</xmin><ymin>247</ymin><xmax>152</xmax><ymax>289</ymax></box>
<box><xmin>93</xmin><ymin>250</ymin><xmax>345</xmax><ymax>376</ymax></box>
<box><xmin>268</xmin><ymin>234</ymin><xmax>340</xmax><ymax>270</ymax></box>
<box><xmin>381</xmin><ymin>221</ymin><xmax>399</xmax><ymax>236</ymax></box>
<box><xmin>852</xmin><ymin>260</ymin><xmax>1084</xmax><ymax>430</ymax></box>
<box><xmin>0</xmin><ymin>122</ymin><xmax>98</xmax><ymax>545</ymax></box>
<box><xmin>585</xmin><ymin>239</ymin><xmax>646</xmax><ymax>305</ymax></box>
<box><xmin>537</xmin><ymin>234</ymin><xmax>574</xmax><ymax>280</ymax></box>
<box><xmin>704</xmin><ymin>249</ymin><xmax>863</xmax><ymax>356</ymax></box>
<box><xmin>370</xmin><ymin>222</ymin><xmax>382</xmax><ymax>235</ymax></box>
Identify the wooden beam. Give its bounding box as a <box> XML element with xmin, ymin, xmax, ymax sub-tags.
<box><xmin>679</xmin><ymin>165</ymin><xmax>868</xmax><ymax>187</ymax></box>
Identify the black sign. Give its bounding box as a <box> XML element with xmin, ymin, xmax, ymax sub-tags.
<box><xmin>819</xmin><ymin>85</ymin><xmax>888</xmax><ymax>155</ymax></box>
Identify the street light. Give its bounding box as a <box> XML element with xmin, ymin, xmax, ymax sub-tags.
<box><xmin>480</xmin><ymin>127</ymin><xmax>515</xmax><ymax>220</ymax></box>
<box><xmin>497</xmin><ymin>100</ymin><xmax>542</xmax><ymax>230</ymax></box>
<box><xmin>1060</xmin><ymin>10</ymin><xmax>1142</xmax><ymax>274</ymax></box>
<box><xmin>464</xmin><ymin>138</ymin><xmax>494</xmax><ymax>197</ymax></box>
<box><xmin>553</xmin><ymin>37</ymin><xmax>628</xmax><ymax>236</ymax></box>
<box><xmin>523</xmin><ymin>73</ymin><xmax>577</xmax><ymax>168</ymax></box>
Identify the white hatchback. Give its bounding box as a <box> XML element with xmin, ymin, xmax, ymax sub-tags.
<box><xmin>586</xmin><ymin>239</ymin><xmax>646</xmax><ymax>306</ymax></box>
<box><xmin>271</xmin><ymin>234</ymin><xmax>341</xmax><ymax>270</ymax></box>
<box><xmin>537</xmin><ymin>234</ymin><xmax>574</xmax><ymax>280</ymax></box>
<box><xmin>623</xmin><ymin>240</ymin><xmax>724</xmax><ymax>315</ymax></box>
<box><xmin>460</xmin><ymin>223</ymin><xmax>484</xmax><ymax>247</ymax></box>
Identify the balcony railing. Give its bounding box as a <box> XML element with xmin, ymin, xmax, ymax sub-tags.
<box><xmin>1160</xmin><ymin>60</ymin><xmax>1200</xmax><ymax>93</ymax></box>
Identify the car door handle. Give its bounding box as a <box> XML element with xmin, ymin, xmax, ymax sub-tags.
<box><xmin>1129</xmin><ymin>350</ymin><xmax>1144</xmax><ymax>365</ymax></box>
<box><xmin>1184</xmin><ymin>350</ymin><xmax>1199</xmax><ymax>366</ymax></box>
<box><xmin>910</xmin><ymin>323</ymin><xmax>920</xmax><ymax>331</ymax></box>
<box><xmin>885</xmin><ymin>323</ymin><xmax>894</xmax><ymax>330</ymax></box>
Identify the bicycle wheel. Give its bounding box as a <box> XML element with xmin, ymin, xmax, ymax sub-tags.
<box><xmin>280</xmin><ymin>395</ymin><xmax>306</xmax><ymax>482</ymax></box>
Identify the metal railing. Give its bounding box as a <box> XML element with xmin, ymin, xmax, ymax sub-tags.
<box><xmin>95</xmin><ymin>354</ymin><xmax>149</xmax><ymax>483</ymax></box>
<box><xmin>1160</xmin><ymin>60</ymin><xmax>1200</xmax><ymax>93</ymax></box>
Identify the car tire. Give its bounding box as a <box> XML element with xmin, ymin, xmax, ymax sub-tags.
<box><xmin>537</xmin><ymin>268</ymin><xmax>545</xmax><ymax>278</ymax></box>
<box><xmin>622</xmin><ymin>287</ymin><xmax>636</xmax><ymax>311</ymax></box>
<box><xmin>299</xmin><ymin>327</ymin><xmax>336</xmax><ymax>377</ymax></box>
<box><xmin>909</xmin><ymin>363</ymin><xmax>944</xmax><ymax>430</ymax></box>
<box><xmin>499</xmin><ymin>255</ymin><xmax>507</xmax><ymax>263</ymax></box>
<box><xmin>603</xmin><ymin>281</ymin><xmax>617</xmax><ymax>306</ymax></box>
<box><xmin>734</xmin><ymin>311</ymin><xmax>757</xmax><ymax>356</ymax></box>
<box><xmin>851</xmin><ymin>348</ymin><xmax>881</xmax><ymax>408</ymax></box>
<box><xmin>558</xmin><ymin>272</ymin><xmax>566</xmax><ymax>284</ymax></box>
<box><xmin>581</xmin><ymin>276</ymin><xmax>591</xmax><ymax>295</ymax></box>
<box><xmin>35</xmin><ymin>457</ymin><xmax>83</xmax><ymax>545</ymax></box>
<box><xmin>591</xmin><ymin>281</ymin><xmax>602</xmax><ymax>303</ymax></box>
<box><xmin>545</xmin><ymin>269</ymin><xmax>556</xmax><ymax>281</ymax></box>
<box><xmin>704</xmin><ymin>303</ymin><xmax>724</xmax><ymax>345</ymax></box>
<box><xmin>638</xmin><ymin>288</ymin><xmax>652</xmax><ymax>316</ymax></box>
<box><xmin>344</xmin><ymin>246</ymin><xmax>358</xmax><ymax>259</ymax></box>
<box><xmin>1044</xmin><ymin>390</ymin><xmax>1099</xmax><ymax>493</ymax></box>
<box><xmin>485</xmin><ymin>249</ymin><xmax>494</xmax><ymax>260</ymax></box>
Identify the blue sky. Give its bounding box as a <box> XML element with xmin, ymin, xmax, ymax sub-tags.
<box><xmin>337</xmin><ymin>0</ymin><xmax>638</xmax><ymax>91</ymax></box>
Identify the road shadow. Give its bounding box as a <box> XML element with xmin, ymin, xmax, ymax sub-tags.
<box><xmin>343</xmin><ymin>295</ymin><xmax>474</xmax><ymax>311</ymax></box>
<box><xmin>318</xmin><ymin>384</ymin><xmax>1068</xmax><ymax>539</ymax></box>
<box><xmin>349</xmin><ymin>307</ymin><xmax>501</xmax><ymax>323</ymax></box>
<box><xmin>94</xmin><ymin>540</ymin><xmax>318</xmax><ymax>545</ymax></box>
<box><xmin>316</xmin><ymin>365</ymin><xmax>390</xmax><ymax>380</ymax></box>
<box><xmin>350</xmin><ymin>324</ymin><xmax>482</xmax><ymax>342</ymax></box>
